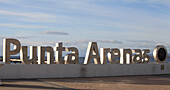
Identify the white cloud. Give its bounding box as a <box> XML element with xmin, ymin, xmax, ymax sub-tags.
<box><xmin>20</xmin><ymin>39</ymin><xmax>122</xmax><ymax>47</ymax></box>
<box><xmin>127</xmin><ymin>40</ymin><xmax>156</xmax><ymax>43</ymax></box>
<box><xmin>125</xmin><ymin>39</ymin><xmax>170</xmax><ymax>49</ymax></box>
<box><xmin>64</xmin><ymin>39</ymin><xmax>122</xmax><ymax>45</ymax></box>
<box><xmin>0</xmin><ymin>0</ymin><xmax>17</xmax><ymax>4</ymax></box>
<box><xmin>40</xmin><ymin>31</ymin><xmax>69</xmax><ymax>35</ymax></box>
<box><xmin>121</xmin><ymin>0</ymin><xmax>170</xmax><ymax>6</ymax></box>
<box><xmin>0</xmin><ymin>23</ymin><xmax>48</xmax><ymax>29</ymax></box>
<box><xmin>0</xmin><ymin>10</ymin><xmax>55</xmax><ymax>18</ymax></box>
<box><xmin>0</xmin><ymin>10</ymin><xmax>60</xmax><ymax>22</ymax></box>
<box><xmin>0</xmin><ymin>35</ymin><xmax>32</xmax><ymax>39</ymax></box>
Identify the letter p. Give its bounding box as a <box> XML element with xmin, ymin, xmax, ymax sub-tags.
<box><xmin>3</xmin><ymin>38</ymin><xmax>21</xmax><ymax>64</ymax></box>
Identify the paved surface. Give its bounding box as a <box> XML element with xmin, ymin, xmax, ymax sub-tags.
<box><xmin>1</xmin><ymin>75</ymin><xmax>170</xmax><ymax>90</ymax></box>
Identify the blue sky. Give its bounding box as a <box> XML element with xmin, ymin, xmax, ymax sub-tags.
<box><xmin>0</xmin><ymin>0</ymin><xmax>170</xmax><ymax>56</ymax></box>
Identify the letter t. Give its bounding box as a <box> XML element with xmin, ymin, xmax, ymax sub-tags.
<box><xmin>55</xmin><ymin>42</ymin><xmax>65</xmax><ymax>64</ymax></box>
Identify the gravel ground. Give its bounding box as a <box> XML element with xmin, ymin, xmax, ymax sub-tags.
<box><xmin>1</xmin><ymin>75</ymin><xmax>170</xmax><ymax>90</ymax></box>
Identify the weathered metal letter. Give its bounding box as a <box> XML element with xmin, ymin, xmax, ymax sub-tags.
<box><xmin>108</xmin><ymin>48</ymin><xmax>120</xmax><ymax>64</ymax></box>
<box><xmin>38</xmin><ymin>46</ymin><xmax>54</xmax><ymax>64</ymax></box>
<box><xmin>100</xmin><ymin>48</ymin><xmax>110</xmax><ymax>64</ymax></box>
<box><xmin>55</xmin><ymin>43</ymin><xmax>65</xmax><ymax>64</ymax></box>
<box><xmin>3</xmin><ymin>38</ymin><xmax>21</xmax><ymax>64</ymax></box>
<box><xmin>64</xmin><ymin>47</ymin><xmax>79</xmax><ymax>64</ymax></box>
<box><xmin>132</xmin><ymin>49</ymin><xmax>142</xmax><ymax>63</ymax></box>
<box><xmin>20</xmin><ymin>46</ymin><xmax>37</xmax><ymax>64</ymax></box>
<box><xmin>142</xmin><ymin>49</ymin><xmax>150</xmax><ymax>63</ymax></box>
<box><xmin>120</xmin><ymin>49</ymin><xmax>132</xmax><ymax>64</ymax></box>
<box><xmin>84</xmin><ymin>42</ymin><xmax>101</xmax><ymax>64</ymax></box>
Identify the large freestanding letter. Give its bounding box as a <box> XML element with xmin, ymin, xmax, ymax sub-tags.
<box><xmin>3</xmin><ymin>38</ymin><xmax>21</xmax><ymax>64</ymax></box>
<box><xmin>64</xmin><ymin>47</ymin><xmax>79</xmax><ymax>64</ymax></box>
<box><xmin>20</xmin><ymin>46</ymin><xmax>37</xmax><ymax>64</ymax></box>
<box><xmin>108</xmin><ymin>48</ymin><xmax>120</xmax><ymax>64</ymax></box>
<box><xmin>100</xmin><ymin>48</ymin><xmax>110</xmax><ymax>64</ymax></box>
<box><xmin>132</xmin><ymin>49</ymin><xmax>142</xmax><ymax>63</ymax></box>
<box><xmin>142</xmin><ymin>49</ymin><xmax>150</xmax><ymax>63</ymax></box>
<box><xmin>38</xmin><ymin>46</ymin><xmax>54</xmax><ymax>64</ymax></box>
<box><xmin>55</xmin><ymin>43</ymin><xmax>65</xmax><ymax>64</ymax></box>
<box><xmin>120</xmin><ymin>49</ymin><xmax>132</xmax><ymax>64</ymax></box>
<box><xmin>84</xmin><ymin>42</ymin><xmax>101</xmax><ymax>64</ymax></box>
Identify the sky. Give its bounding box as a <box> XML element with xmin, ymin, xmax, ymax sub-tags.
<box><xmin>0</xmin><ymin>0</ymin><xmax>170</xmax><ymax>56</ymax></box>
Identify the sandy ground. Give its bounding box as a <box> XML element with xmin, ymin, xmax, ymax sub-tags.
<box><xmin>1</xmin><ymin>75</ymin><xmax>170</xmax><ymax>90</ymax></box>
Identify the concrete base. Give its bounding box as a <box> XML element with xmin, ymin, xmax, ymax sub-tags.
<box><xmin>0</xmin><ymin>63</ymin><xmax>170</xmax><ymax>79</ymax></box>
<box><xmin>0</xmin><ymin>62</ymin><xmax>5</xmax><ymax>85</ymax></box>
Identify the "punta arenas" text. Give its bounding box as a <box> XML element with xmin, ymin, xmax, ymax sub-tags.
<box><xmin>2</xmin><ymin>38</ymin><xmax>168</xmax><ymax>64</ymax></box>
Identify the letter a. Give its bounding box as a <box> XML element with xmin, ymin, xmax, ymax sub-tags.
<box><xmin>84</xmin><ymin>42</ymin><xmax>101</xmax><ymax>64</ymax></box>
